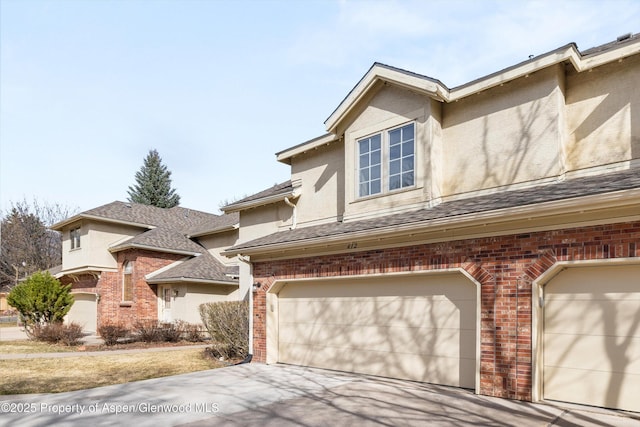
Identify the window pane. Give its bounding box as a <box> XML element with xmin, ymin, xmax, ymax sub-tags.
<box><xmin>389</xmin><ymin>175</ymin><xmax>401</xmax><ymax>190</ymax></box>
<box><xmin>371</xmin><ymin>149</ymin><xmax>381</xmax><ymax>165</ymax></box>
<box><xmin>360</xmin><ymin>169</ymin><xmax>369</xmax><ymax>182</ymax></box>
<box><xmin>403</xmin><ymin>123</ymin><xmax>414</xmax><ymax>140</ymax></box>
<box><xmin>359</xmin><ymin>154</ymin><xmax>369</xmax><ymax>168</ymax></box>
<box><xmin>359</xmin><ymin>183</ymin><xmax>368</xmax><ymax>197</ymax></box>
<box><xmin>390</xmin><ymin>159</ymin><xmax>400</xmax><ymax>174</ymax></box>
<box><xmin>371</xmin><ymin>179</ymin><xmax>381</xmax><ymax>194</ymax></box>
<box><xmin>371</xmin><ymin>165</ymin><xmax>381</xmax><ymax>180</ymax></box>
<box><xmin>402</xmin><ymin>157</ymin><xmax>414</xmax><ymax>172</ymax></box>
<box><xmin>402</xmin><ymin>171</ymin><xmax>414</xmax><ymax>187</ymax></box>
<box><xmin>389</xmin><ymin>128</ymin><xmax>401</xmax><ymax>144</ymax></box>
<box><xmin>359</xmin><ymin>140</ymin><xmax>369</xmax><ymax>154</ymax></box>
<box><xmin>370</xmin><ymin>134</ymin><xmax>381</xmax><ymax>151</ymax></box>
<box><xmin>390</xmin><ymin>144</ymin><xmax>401</xmax><ymax>160</ymax></box>
<box><xmin>403</xmin><ymin>141</ymin><xmax>414</xmax><ymax>155</ymax></box>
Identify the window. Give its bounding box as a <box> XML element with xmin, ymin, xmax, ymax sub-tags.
<box><xmin>123</xmin><ymin>261</ymin><xmax>133</xmax><ymax>302</ymax></box>
<box><xmin>357</xmin><ymin>123</ymin><xmax>415</xmax><ymax>197</ymax></box>
<box><xmin>70</xmin><ymin>227</ymin><xmax>81</xmax><ymax>250</ymax></box>
<box><xmin>358</xmin><ymin>134</ymin><xmax>382</xmax><ymax>197</ymax></box>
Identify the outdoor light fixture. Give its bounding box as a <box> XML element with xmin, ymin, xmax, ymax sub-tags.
<box><xmin>252</xmin><ymin>283</ymin><xmax>261</xmax><ymax>292</ymax></box>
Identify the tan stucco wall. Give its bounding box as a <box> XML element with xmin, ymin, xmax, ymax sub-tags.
<box><xmin>441</xmin><ymin>65</ymin><xmax>564</xmax><ymax>196</ymax></box>
<box><xmin>61</xmin><ymin>221</ymin><xmax>142</xmax><ymax>271</ymax></box>
<box><xmin>343</xmin><ymin>85</ymin><xmax>434</xmax><ymax>220</ymax></box>
<box><xmin>290</xmin><ymin>141</ymin><xmax>345</xmax><ymax>225</ymax></box>
<box><xmin>197</xmin><ymin>230</ymin><xmax>239</xmax><ymax>265</ymax></box>
<box><xmin>164</xmin><ymin>284</ymin><xmax>239</xmax><ymax>324</ymax></box>
<box><xmin>238</xmin><ymin>202</ymin><xmax>292</xmax><ymax>243</ymax></box>
<box><xmin>564</xmin><ymin>54</ymin><xmax>640</xmax><ymax>171</ymax></box>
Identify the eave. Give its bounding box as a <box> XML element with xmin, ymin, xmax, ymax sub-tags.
<box><xmin>276</xmin><ymin>133</ymin><xmax>340</xmax><ymax>165</ymax></box>
<box><xmin>56</xmin><ymin>266</ymin><xmax>117</xmax><ymax>279</ymax></box>
<box><xmin>108</xmin><ymin>243</ymin><xmax>202</xmax><ymax>257</ymax></box>
<box><xmin>223</xmin><ymin>181</ymin><xmax>302</xmax><ymax>213</ymax></box>
<box><xmin>145</xmin><ymin>277</ymin><xmax>238</xmax><ymax>286</ymax></box>
<box><xmin>223</xmin><ymin>188</ymin><xmax>640</xmax><ymax>260</ymax></box>
<box><xmin>324</xmin><ymin>39</ymin><xmax>640</xmax><ymax>134</ymax></box>
<box><xmin>51</xmin><ymin>214</ymin><xmax>155</xmax><ymax>231</ymax></box>
<box><xmin>188</xmin><ymin>223</ymin><xmax>239</xmax><ymax>238</ymax></box>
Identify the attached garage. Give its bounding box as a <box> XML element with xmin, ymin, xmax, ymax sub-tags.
<box><xmin>543</xmin><ymin>264</ymin><xmax>640</xmax><ymax>412</ymax></box>
<box><xmin>66</xmin><ymin>292</ymin><xmax>98</xmax><ymax>333</ymax></box>
<box><xmin>270</xmin><ymin>272</ymin><xmax>478</xmax><ymax>389</ymax></box>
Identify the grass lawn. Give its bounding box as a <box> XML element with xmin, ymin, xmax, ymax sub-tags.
<box><xmin>0</xmin><ymin>342</ymin><xmax>224</xmax><ymax>395</ymax></box>
<box><xmin>0</xmin><ymin>340</ymin><xmax>78</xmax><ymax>354</ymax></box>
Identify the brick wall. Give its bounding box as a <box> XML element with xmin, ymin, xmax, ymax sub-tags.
<box><xmin>251</xmin><ymin>221</ymin><xmax>640</xmax><ymax>401</ymax></box>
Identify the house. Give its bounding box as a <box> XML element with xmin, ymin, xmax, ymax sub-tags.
<box><xmin>51</xmin><ymin>201</ymin><xmax>245</xmax><ymax>331</ymax></box>
<box><xmin>222</xmin><ymin>33</ymin><xmax>640</xmax><ymax>412</ymax></box>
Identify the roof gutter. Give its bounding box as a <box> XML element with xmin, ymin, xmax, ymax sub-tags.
<box><xmin>108</xmin><ymin>243</ymin><xmax>202</xmax><ymax>257</ymax></box>
<box><xmin>51</xmin><ymin>214</ymin><xmax>156</xmax><ymax>231</ymax></box>
<box><xmin>223</xmin><ymin>187</ymin><xmax>640</xmax><ymax>257</ymax></box>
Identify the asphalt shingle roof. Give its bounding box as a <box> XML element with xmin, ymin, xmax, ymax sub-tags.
<box><xmin>229</xmin><ymin>168</ymin><xmax>640</xmax><ymax>252</ymax></box>
<box><xmin>109</xmin><ymin>227</ymin><xmax>206</xmax><ymax>254</ymax></box>
<box><xmin>224</xmin><ymin>181</ymin><xmax>293</xmax><ymax>209</ymax></box>
<box><xmin>148</xmin><ymin>252</ymin><xmax>236</xmax><ymax>284</ymax></box>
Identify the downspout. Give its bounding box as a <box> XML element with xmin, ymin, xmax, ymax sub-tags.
<box><xmin>237</xmin><ymin>254</ymin><xmax>253</xmax><ymax>364</ymax></box>
<box><xmin>283</xmin><ymin>197</ymin><xmax>297</xmax><ymax>230</ymax></box>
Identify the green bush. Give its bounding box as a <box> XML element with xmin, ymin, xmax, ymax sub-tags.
<box><xmin>98</xmin><ymin>323</ymin><xmax>130</xmax><ymax>346</ymax></box>
<box><xmin>199</xmin><ymin>301</ymin><xmax>249</xmax><ymax>359</ymax></box>
<box><xmin>7</xmin><ymin>271</ymin><xmax>74</xmax><ymax>338</ymax></box>
<box><xmin>33</xmin><ymin>322</ymin><xmax>84</xmax><ymax>346</ymax></box>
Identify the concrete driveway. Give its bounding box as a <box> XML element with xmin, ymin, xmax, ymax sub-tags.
<box><xmin>0</xmin><ymin>363</ymin><xmax>638</xmax><ymax>427</ymax></box>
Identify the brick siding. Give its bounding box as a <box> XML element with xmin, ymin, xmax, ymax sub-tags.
<box><xmin>251</xmin><ymin>221</ymin><xmax>640</xmax><ymax>401</ymax></box>
<box><xmin>61</xmin><ymin>250</ymin><xmax>184</xmax><ymax>329</ymax></box>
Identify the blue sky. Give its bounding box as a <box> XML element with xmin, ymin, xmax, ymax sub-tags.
<box><xmin>1</xmin><ymin>0</ymin><xmax>639</xmax><ymax>216</ymax></box>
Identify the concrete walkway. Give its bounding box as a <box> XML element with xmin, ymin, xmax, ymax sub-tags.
<box><xmin>1</xmin><ymin>363</ymin><xmax>639</xmax><ymax>427</ymax></box>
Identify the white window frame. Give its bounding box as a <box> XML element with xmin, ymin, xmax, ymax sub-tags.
<box><xmin>122</xmin><ymin>261</ymin><xmax>133</xmax><ymax>302</ymax></box>
<box><xmin>356</xmin><ymin>122</ymin><xmax>416</xmax><ymax>199</ymax></box>
<box><xmin>70</xmin><ymin>227</ymin><xmax>81</xmax><ymax>250</ymax></box>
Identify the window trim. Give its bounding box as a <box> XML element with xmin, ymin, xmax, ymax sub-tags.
<box><xmin>122</xmin><ymin>261</ymin><xmax>133</xmax><ymax>302</ymax></box>
<box><xmin>356</xmin><ymin>121</ymin><xmax>416</xmax><ymax>199</ymax></box>
<box><xmin>70</xmin><ymin>227</ymin><xmax>81</xmax><ymax>250</ymax></box>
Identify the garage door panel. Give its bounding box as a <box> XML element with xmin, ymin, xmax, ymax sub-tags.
<box><xmin>279</xmin><ymin>296</ymin><xmax>471</xmax><ymax>329</ymax></box>
<box><xmin>545</xmin><ymin>333</ymin><xmax>640</xmax><ymax>373</ymax></box>
<box><xmin>279</xmin><ymin>342</ymin><xmax>473</xmax><ymax>387</ymax></box>
<box><xmin>277</xmin><ymin>274</ymin><xmax>476</xmax><ymax>388</ymax></box>
<box><xmin>280</xmin><ymin>323</ymin><xmax>472</xmax><ymax>358</ymax></box>
<box><xmin>546</xmin><ymin>300</ymin><xmax>640</xmax><ymax>337</ymax></box>
<box><xmin>544</xmin><ymin>265</ymin><xmax>640</xmax><ymax>412</ymax></box>
<box><xmin>544</xmin><ymin>366</ymin><xmax>640</xmax><ymax>412</ymax></box>
<box><xmin>66</xmin><ymin>293</ymin><xmax>97</xmax><ymax>333</ymax></box>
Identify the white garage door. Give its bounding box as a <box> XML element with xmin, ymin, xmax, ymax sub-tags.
<box><xmin>544</xmin><ymin>265</ymin><xmax>640</xmax><ymax>412</ymax></box>
<box><xmin>277</xmin><ymin>273</ymin><xmax>477</xmax><ymax>388</ymax></box>
<box><xmin>66</xmin><ymin>293</ymin><xmax>97</xmax><ymax>333</ymax></box>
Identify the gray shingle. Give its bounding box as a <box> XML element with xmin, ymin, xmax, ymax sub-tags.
<box><xmin>229</xmin><ymin>168</ymin><xmax>640</xmax><ymax>251</ymax></box>
<box><xmin>147</xmin><ymin>252</ymin><xmax>236</xmax><ymax>284</ymax></box>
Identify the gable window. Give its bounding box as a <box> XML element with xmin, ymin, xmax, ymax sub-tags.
<box><xmin>357</xmin><ymin>122</ymin><xmax>415</xmax><ymax>198</ymax></box>
<box><xmin>70</xmin><ymin>227</ymin><xmax>81</xmax><ymax>250</ymax></box>
<box><xmin>122</xmin><ymin>261</ymin><xmax>133</xmax><ymax>302</ymax></box>
<box><xmin>358</xmin><ymin>134</ymin><xmax>382</xmax><ymax>197</ymax></box>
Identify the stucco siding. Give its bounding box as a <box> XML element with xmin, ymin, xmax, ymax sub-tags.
<box><xmin>198</xmin><ymin>230</ymin><xmax>239</xmax><ymax>265</ymax></box>
<box><xmin>564</xmin><ymin>54</ymin><xmax>640</xmax><ymax>171</ymax></box>
<box><xmin>239</xmin><ymin>202</ymin><xmax>292</xmax><ymax>243</ymax></box>
<box><xmin>290</xmin><ymin>141</ymin><xmax>344</xmax><ymax>225</ymax></box>
<box><xmin>169</xmin><ymin>284</ymin><xmax>238</xmax><ymax>324</ymax></box>
<box><xmin>61</xmin><ymin>221</ymin><xmax>142</xmax><ymax>271</ymax></box>
<box><xmin>441</xmin><ymin>66</ymin><xmax>564</xmax><ymax>195</ymax></box>
<box><xmin>343</xmin><ymin>86</ymin><xmax>433</xmax><ymax>220</ymax></box>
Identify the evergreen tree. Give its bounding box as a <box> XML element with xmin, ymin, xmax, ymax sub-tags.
<box><xmin>127</xmin><ymin>149</ymin><xmax>181</xmax><ymax>208</ymax></box>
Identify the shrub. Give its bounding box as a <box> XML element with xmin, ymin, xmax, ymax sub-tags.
<box><xmin>159</xmin><ymin>322</ymin><xmax>183</xmax><ymax>342</ymax></box>
<box><xmin>7</xmin><ymin>271</ymin><xmax>74</xmax><ymax>338</ymax></box>
<box><xmin>181</xmin><ymin>321</ymin><xmax>206</xmax><ymax>342</ymax></box>
<box><xmin>133</xmin><ymin>319</ymin><xmax>162</xmax><ymax>342</ymax></box>
<box><xmin>98</xmin><ymin>323</ymin><xmax>130</xmax><ymax>346</ymax></box>
<box><xmin>199</xmin><ymin>301</ymin><xmax>249</xmax><ymax>359</ymax></box>
<box><xmin>32</xmin><ymin>322</ymin><xmax>84</xmax><ymax>346</ymax></box>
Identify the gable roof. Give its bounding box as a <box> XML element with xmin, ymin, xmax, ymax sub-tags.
<box><xmin>224</xmin><ymin>168</ymin><xmax>640</xmax><ymax>256</ymax></box>
<box><xmin>109</xmin><ymin>227</ymin><xmax>206</xmax><ymax>256</ymax></box>
<box><xmin>51</xmin><ymin>201</ymin><xmax>222</xmax><ymax>233</ymax></box>
<box><xmin>146</xmin><ymin>252</ymin><xmax>238</xmax><ymax>285</ymax></box>
<box><xmin>322</xmin><ymin>33</ymin><xmax>640</xmax><ymax>134</ymax></box>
